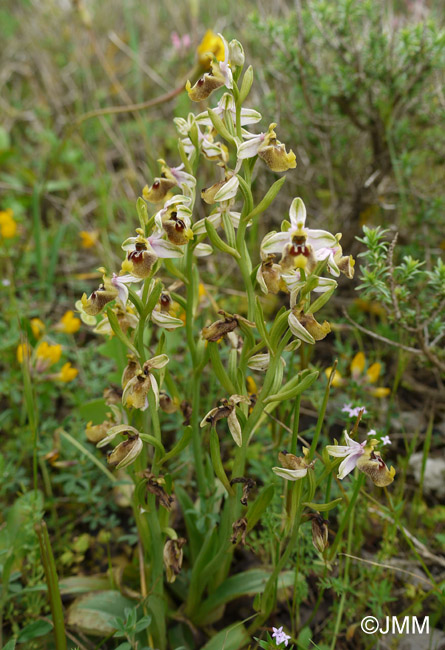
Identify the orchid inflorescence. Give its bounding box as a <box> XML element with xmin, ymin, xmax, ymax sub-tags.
<box><xmin>72</xmin><ymin>31</ymin><xmax>395</xmax><ymax>644</ymax></box>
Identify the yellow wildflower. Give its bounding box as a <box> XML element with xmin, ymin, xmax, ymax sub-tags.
<box><xmin>36</xmin><ymin>341</ymin><xmax>62</xmax><ymax>369</ymax></box>
<box><xmin>325</xmin><ymin>352</ymin><xmax>390</xmax><ymax>398</ymax></box>
<box><xmin>56</xmin><ymin>362</ymin><xmax>78</xmax><ymax>382</ymax></box>
<box><xmin>197</xmin><ymin>30</ymin><xmax>225</xmax><ymax>69</ymax></box>
<box><xmin>246</xmin><ymin>376</ymin><xmax>257</xmax><ymax>395</ymax></box>
<box><xmin>17</xmin><ymin>343</ymin><xmax>31</xmax><ymax>363</ymax></box>
<box><xmin>0</xmin><ymin>209</ymin><xmax>17</xmax><ymax>239</ymax></box>
<box><xmin>30</xmin><ymin>318</ymin><xmax>45</xmax><ymax>339</ymax></box>
<box><xmin>56</xmin><ymin>310</ymin><xmax>81</xmax><ymax>334</ymax></box>
<box><xmin>79</xmin><ymin>230</ymin><xmax>99</xmax><ymax>249</ymax></box>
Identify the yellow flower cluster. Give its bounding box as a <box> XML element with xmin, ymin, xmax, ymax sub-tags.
<box><xmin>326</xmin><ymin>352</ymin><xmax>390</xmax><ymax>398</ymax></box>
<box><xmin>0</xmin><ymin>209</ymin><xmax>17</xmax><ymax>239</ymax></box>
<box><xmin>16</xmin><ymin>323</ymin><xmax>78</xmax><ymax>382</ymax></box>
<box><xmin>56</xmin><ymin>310</ymin><xmax>81</xmax><ymax>334</ymax></box>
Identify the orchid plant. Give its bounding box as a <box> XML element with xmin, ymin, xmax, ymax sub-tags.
<box><xmin>73</xmin><ymin>32</ymin><xmax>395</xmax><ymax>649</ymax></box>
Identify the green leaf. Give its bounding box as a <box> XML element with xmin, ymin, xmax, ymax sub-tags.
<box><xmin>59</xmin><ymin>575</ymin><xmax>111</xmax><ymax>596</ymax></box>
<box><xmin>66</xmin><ymin>590</ymin><xmax>135</xmax><ymax>636</ymax></box>
<box><xmin>303</xmin><ymin>498</ymin><xmax>343</xmax><ymax>512</ymax></box>
<box><xmin>200</xmin><ymin>623</ymin><xmax>249</xmax><ymax>650</ymax></box>
<box><xmin>246</xmin><ymin>484</ymin><xmax>275</xmax><ymax>532</ymax></box>
<box><xmin>195</xmin><ymin>569</ymin><xmax>295</xmax><ymax>625</ymax></box>
<box><xmin>17</xmin><ymin>620</ymin><xmax>53</xmax><ymax>643</ymax></box>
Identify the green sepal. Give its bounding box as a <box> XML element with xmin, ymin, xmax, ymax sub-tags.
<box><xmin>245</xmin><ymin>177</ymin><xmax>286</xmax><ymax>223</ymax></box>
<box><xmin>145</xmin><ymin>278</ymin><xmax>163</xmax><ymax>316</ymax></box>
<box><xmin>106</xmin><ymin>308</ymin><xmax>139</xmax><ymax>358</ymax></box>
<box><xmin>205</xmin><ymin>218</ymin><xmax>240</xmax><ymax>259</ymax></box>
<box><xmin>221</xmin><ymin>210</ymin><xmax>237</xmax><ymax>249</ymax></box>
<box><xmin>139</xmin><ymin>434</ymin><xmax>166</xmax><ymax>457</ymax></box>
<box><xmin>207</xmin><ymin>109</ymin><xmax>236</xmax><ymax>145</ymax></box>
<box><xmin>127</xmin><ymin>286</ymin><xmax>144</xmax><ymax>315</ymax></box>
<box><xmin>238</xmin><ymin>65</ymin><xmax>254</xmax><ymax>105</ymax></box>
<box><xmin>136</xmin><ymin>197</ymin><xmax>148</xmax><ymax>228</ymax></box>
<box><xmin>236</xmin><ymin>174</ymin><xmax>254</xmax><ymax>215</ymax></box>
<box><xmin>303</xmin><ymin>498</ymin><xmax>343</xmax><ymax>512</ymax></box>
<box><xmin>159</xmin><ymin>426</ymin><xmax>192</xmax><ymax>466</ymax></box>
<box><xmin>307</xmin><ymin>287</ymin><xmax>336</xmax><ymax>314</ymax></box>
<box><xmin>263</xmin><ymin>369</ymin><xmax>319</xmax><ymax>404</ymax></box>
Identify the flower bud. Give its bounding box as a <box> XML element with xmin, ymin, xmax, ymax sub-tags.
<box><xmin>122</xmin><ymin>357</ymin><xmax>141</xmax><ymax>389</ymax></box>
<box><xmin>159</xmin><ymin>391</ymin><xmax>178</xmax><ymax>414</ymax></box>
<box><xmin>107</xmin><ymin>434</ymin><xmax>143</xmax><ymax>469</ymax></box>
<box><xmin>229</xmin><ymin>39</ymin><xmax>245</xmax><ymax>67</ymax></box>
<box><xmin>258</xmin><ymin>255</ymin><xmax>283</xmax><ymax>293</ymax></box>
<box><xmin>231</xmin><ymin>517</ymin><xmax>248</xmax><ymax>545</ymax></box>
<box><xmin>311</xmin><ymin>514</ymin><xmax>329</xmax><ymax>554</ymax></box>
<box><xmin>202</xmin><ymin>316</ymin><xmax>238</xmax><ymax>342</ymax></box>
<box><xmin>103</xmin><ymin>386</ymin><xmax>123</xmax><ymax>405</ymax></box>
<box><xmin>85</xmin><ymin>420</ymin><xmax>111</xmax><ymax>444</ymax></box>
<box><xmin>163</xmin><ymin>538</ymin><xmax>186</xmax><ymax>583</ymax></box>
<box><xmin>122</xmin><ymin>372</ymin><xmax>151</xmax><ymax>410</ymax></box>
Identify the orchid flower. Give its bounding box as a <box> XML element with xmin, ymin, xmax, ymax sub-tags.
<box><xmin>200</xmin><ymin>394</ymin><xmax>251</xmax><ymax>447</ymax></box>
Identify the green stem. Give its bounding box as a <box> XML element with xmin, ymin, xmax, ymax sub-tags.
<box><xmin>330</xmin><ymin>503</ymin><xmax>354</xmax><ymax>650</ymax></box>
<box><xmin>35</xmin><ymin>521</ymin><xmax>67</xmax><ymax>650</ymax></box>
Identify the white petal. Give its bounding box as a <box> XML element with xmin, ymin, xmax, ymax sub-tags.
<box><xmin>214</xmin><ymin>176</ymin><xmax>239</xmax><ymax>202</ymax></box>
<box><xmin>147</xmin><ymin>354</ymin><xmax>169</xmax><ymax>369</ymax></box>
<box><xmin>247</xmin><ymin>353</ymin><xmax>270</xmax><ymax>371</ymax></box>
<box><xmin>237</xmin><ymin>135</ymin><xmax>263</xmax><ymax>159</ymax></box>
<box><xmin>200</xmin><ymin>407</ymin><xmax>219</xmax><ymax>428</ymax></box>
<box><xmin>261</xmin><ymin>231</ymin><xmax>289</xmax><ymax>255</ymax></box>
<box><xmin>150</xmin><ymin>374</ymin><xmax>160</xmax><ymax>409</ymax></box>
<box><xmin>289</xmin><ymin>198</ymin><xmax>307</xmax><ymax>229</ymax></box>
<box><xmin>151</xmin><ymin>310</ymin><xmax>184</xmax><ymax>329</ymax></box>
<box><xmin>121</xmin><ymin>236</ymin><xmax>139</xmax><ymax>252</ymax></box>
<box><xmin>288</xmin><ymin>312</ymin><xmax>315</xmax><ymax>345</ymax></box>
<box><xmin>229</xmin><ymin>394</ymin><xmax>251</xmax><ymax>405</ymax></box>
<box><xmin>256</xmin><ymin>266</ymin><xmax>269</xmax><ymax>294</ymax></box>
<box><xmin>194</xmin><ymin>243</ymin><xmax>213</xmax><ymax>257</ymax></box>
<box><xmin>272</xmin><ymin>466</ymin><xmax>308</xmax><ymax>480</ymax></box>
<box><xmin>306</xmin><ymin>229</ymin><xmax>337</xmax><ymax>250</ymax></box>
<box><xmin>228</xmin><ymin>410</ymin><xmax>242</xmax><ymax>447</ymax></box>
<box><xmin>240</xmin><ymin>108</ymin><xmax>262</xmax><ymax>125</ymax></box>
<box><xmin>337</xmin><ymin>453</ymin><xmax>361</xmax><ymax>480</ymax></box>
<box><xmin>96</xmin><ymin>424</ymin><xmax>139</xmax><ymax>448</ymax></box>
<box><xmin>149</xmin><ymin>236</ymin><xmax>183</xmax><ymax>258</ymax></box>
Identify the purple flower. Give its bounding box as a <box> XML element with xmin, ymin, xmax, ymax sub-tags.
<box><xmin>272</xmin><ymin>626</ymin><xmax>291</xmax><ymax>647</ymax></box>
<box><xmin>381</xmin><ymin>435</ymin><xmax>391</xmax><ymax>446</ymax></box>
<box><xmin>326</xmin><ymin>432</ymin><xmax>368</xmax><ymax>479</ymax></box>
<box><xmin>342</xmin><ymin>404</ymin><xmax>367</xmax><ymax>418</ymax></box>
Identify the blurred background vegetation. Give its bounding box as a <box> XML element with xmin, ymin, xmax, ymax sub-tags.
<box><xmin>1</xmin><ymin>0</ymin><xmax>444</xmax><ymax>648</ymax></box>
